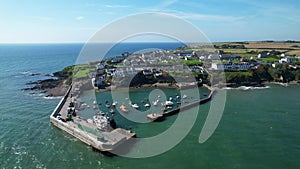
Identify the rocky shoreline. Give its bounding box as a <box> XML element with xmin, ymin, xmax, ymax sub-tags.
<box><xmin>22</xmin><ymin>71</ymin><xmax>71</xmax><ymax>97</ymax></box>
<box><xmin>23</xmin><ymin>70</ymin><xmax>299</xmax><ymax>97</ymax></box>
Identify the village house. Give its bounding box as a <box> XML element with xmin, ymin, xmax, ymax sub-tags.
<box><xmin>219</xmin><ymin>55</ymin><xmax>241</xmax><ymax>60</ymax></box>
<box><xmin>279</xmin><ymin>57</ymin><xmax>299</xmax><ymax>64</ymax></box>
<box><xmin>258</xmin><ymin>53</ymin><xmax>268</xmax><ymax>58</ymax></box>
<box><xmin>211</xmin><ymin>62</ymin><xmax>253</xmax><ymax>71</ymax></box>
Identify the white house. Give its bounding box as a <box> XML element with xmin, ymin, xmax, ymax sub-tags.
<box><xmin>279</xmin><ymin>57</ymin><xmax>298</xmax><ymax>64</ymax></box>
<box><xmin>258</xmin><ymin>53</ymin><xmax>267</xmax><ymax>58</ymax></box>
<box><xmin>211</xmin><ymin>62</ymin><xmax>253</xmax><ymax>70</ymax></box>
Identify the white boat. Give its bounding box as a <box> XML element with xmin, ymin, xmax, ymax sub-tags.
<box><xmin>165</xmin><ymin>101</ymin><xmax>174</xmax><ymax>106</ymax></box>
<box><xmin>112</xmin><ymin>101</ymin><xmax>117</xmax><ymax>107</ymax></box>
<box><xmin>144</xmin><ymin>103</ymin><xmax>150</xmax><ymax>107</ymax></box>
<box><xmin>105</xmin><ymin>103</ymin><xmax>111</xmax><ymax>108</ymax></box>
<box><xmin>132</xmin><ymin>104</ymin><xmax>139</xmax><ymax>109</ymax></box>
<box><xmin>93</xmin><ymin>100</ymin><xmax>97</xmax><ymax>105</ymax></box>
<box><xmin>93</xmin><ymin>115</ymin><xmax>108</xmax><ymax>130</ymax></box>
<box><xmin>153</xmin><ymin>100</ymin><xmax>158</xmax><ymax>106</ymax></box>
<box><xmin>109</xmin><ymin>109</ymin><xmax>115</xmax><ymax>114</ymax></box>
<box><xmin>169</xmin><ymin>97</ymin><xmax>173</xmax><ymax>101</ymax></box>
<box><xmin>182</xmin><ymin>94</ymin><xmax>187</xmax><ymax>99</ymax></box>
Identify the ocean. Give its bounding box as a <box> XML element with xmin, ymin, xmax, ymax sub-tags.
<box><xmin>0</xmin><ymin>43</ymin><xmax>299</xmax><ymax>169</ymax></box>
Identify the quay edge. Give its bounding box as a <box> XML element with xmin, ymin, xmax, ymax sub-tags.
<box><xmin>50</xmin><ymin>85</ymin><xmax>136</xmax><ymax>152</ymax></box>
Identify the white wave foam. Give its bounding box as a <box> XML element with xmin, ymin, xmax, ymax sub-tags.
<box><xmin>30</xmin><ymin>93</ymin><xmax>46</xmax><ymax>97</ymax></box>
<box><xmin>20</xmin><ymin>71</ymin><xmax>41</xmax><ymax>76</ymax></box>
<box><xmin>43</xmin><ymin>96</ymin><xmax>62</xmax><ymax>100</ymax></box>
<box><xmin>271</xmin><ymin>82</ymin><xmax>289</xmax><ymax>87</ymax></box>
<box><xmin>222</xmin><ymin>86</ymin><xmax>270</xmax><ymax>90</ymax></box>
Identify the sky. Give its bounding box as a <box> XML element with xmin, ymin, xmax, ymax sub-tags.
<box><xmin>0</xmin><ymin>0</ymin><xmax>300</xmax><ymax>43</ymax></box>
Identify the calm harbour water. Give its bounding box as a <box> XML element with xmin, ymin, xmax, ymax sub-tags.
<box><xmin>0</xmin><ymin>43</ymin><xmax>299</xmax><ymax>169</ymax></box>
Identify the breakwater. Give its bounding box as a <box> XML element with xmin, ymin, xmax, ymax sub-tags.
<box><xmin>147</xmin><ymin>84</ymin><xmax>215</xmax><ymax>121</ymax></box>
<box><xmin>50</xmin><ymin>85</ymin><xmax>135</xmax><ymax>152</ymax></box>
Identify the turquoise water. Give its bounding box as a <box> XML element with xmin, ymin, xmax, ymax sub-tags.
<box><xmin>0</xmin><ymin>44</ymin><xmax>300</xmax><ymax>168</ymax></box>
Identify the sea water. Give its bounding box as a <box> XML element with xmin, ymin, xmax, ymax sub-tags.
<box><xmin>0</xmin><ymin>43</ymin><xmax>299</xmax><ymax>169</ymax></box>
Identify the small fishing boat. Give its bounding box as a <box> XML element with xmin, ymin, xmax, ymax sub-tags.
<box><xmin>120</xmin><ymin>104</ymin><xmax>128</xmax><ymax>112</ymax></box>
<box><xmin>182</xmin><ymin>94</ymin><xmax>188</xmax><ymax>99</ymax></box>
<box><xmin>112</xmin><ymin>101</ymin><xmax>117</xmax><ymax>107</ymax></box>
<box><xmin>165</xmin><ymin>101</ymin><xmax>174</xmax><ymax>106</ymax></box>
<box><xmin>132</xmin><ymin>103</ymin><xmax>139</xmax><ymax>109</ymax></box>
<box><xmin>105</xmin><ymin>101</ymin><xmax>111</xmax><ymax>108</ymax></box>
<box><xmin>93</xmin><ymin>100</ymin><xmax>97</xmax><ymax>105</ymax></box>
<box><xmin>169</xmin><ymin>97</ymin><xmax>173</xmax><ymax>101</ymax></box>
<box><xmin>93</xmin><ymin>115</ymin><xmax>108</xmax><ymax>130</ymax></box>
<box><xmin>109</xmin><ymin>109</ymin><xmax>115</xmax><ymax>114</ymax></box>
<box><xmin>144</xmin><ymin>103</ymin><xmax>150</xmax><ymax>107</ymax></box>
<box><xmin>153</xmin><ymin>100</ymin><xmax>158</xmax><ymax>106</ymax></box>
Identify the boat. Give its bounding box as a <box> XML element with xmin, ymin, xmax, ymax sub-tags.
<box><xmin>112</xmin><ymin>101</ymin><xmax>117</xmax><ymax>107</ymax></box>
<box><xmin>153</xmin><ymin>100</ymin><xmax>158</xmax><ymax>106</ymax></box>
<box><xmin>165</xmin><ymin>101</ymin><xmax>174</xmax><ymax>106</ymax></box>
<box><xmin>169</xmin><ymin>97</ymin><xmax>173</xmax><ymax>101</ymax></box>
<box><xmin>105</xmin><ymin>102</ymin><xmax>111</xmax><ymax>108</ymax></box>
<box><xmin>120</xmin><ymin>104</ymin><xmax>128</xmax><ymax>112</ymax></box>
<box><xmin>144</xmin><ymin>103</ymin><xmax>150</xmax><ymax>107</ymax></box>
<box><xmin>147</xmin><ymin>113</ymin><xmax>164</xmax><ymax>122</ymax></box>
<box><xmin>131</xmin><ymin>103</ymin><xmax>139</xmax><ymax>109</ymax></box>
<box><xmin>182</xmin><ymin>94</ymin><xmax>188</xmax><ymax>99</ymax></box>
<box><xmin>93</xmin><ymin>115</ymin><xmax>108</xmax><ymax>130</ymax></box>
<box><xmin>93</xmin><ymin>100</ymin><xmax>97</xmax><ymax>105</ymax></box>
<box><xmin>109</xmin><ymin>109</ymin><xmax>115</xmax><ymax>114</ymax></box>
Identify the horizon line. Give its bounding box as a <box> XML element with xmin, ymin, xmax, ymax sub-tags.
<box><xmin>0</xmin><ymin>39</ymin><xmax>299</xmax><ymax>45</ymax></box>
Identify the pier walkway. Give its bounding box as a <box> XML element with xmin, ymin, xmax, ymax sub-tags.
<box><xmin>50</xmin><ymin>85</ymin><xmax>135</xmax><ymax>152</ymax></box>
<box><xmin>147</xmin><ymin>84</ymin><xmax>215</xmax><ymax>121</ymax></box>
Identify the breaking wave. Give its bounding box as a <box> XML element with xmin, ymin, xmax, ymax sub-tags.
<box><xmin>222</xmin><ymin>86</ymin><xmax>270</xmax><ymax>90</ymax></box>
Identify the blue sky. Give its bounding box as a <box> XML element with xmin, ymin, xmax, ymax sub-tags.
<box><xmin>0</xmin><ymin>0</ymin><xmax>300</xmax><ymax>43</ymax></box>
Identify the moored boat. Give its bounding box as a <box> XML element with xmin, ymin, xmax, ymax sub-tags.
<box><xmin>120</xmin><ymin>104</ymin><xmax>128</xmax><ymax>112</ymax></box>
<box><xmin>165</xmin><ymin>100</ymin><xmax>174</xmax><ymax>106</ymax></box>
<box><xmin>112</xmin><ymin>101</ymin><xmax>117</xmax><ymax>107</ymax></box>
<box><xmin>105</xmin><ymin>102</ymin><xmax>111</xmax><ymax>108</ymax></box>
<box><xmin>132</xmin><ymin>103</ymin><xmax>139</xmax><ymax>109</ymax></box>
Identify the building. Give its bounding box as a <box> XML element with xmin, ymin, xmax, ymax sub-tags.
<box><xmin>279</xmin><ymin>57</ymin><xmax>299</xmax><ymax>64</ymax></box>
<box><xmin>142</xmin><ymin>69</ymin><xmax>153</xmax><ymax>76</ymax></box>
<box><xmin>211</xmin><ymin>62</ymin><xmax>253</xmax><ymax>70</ymax></box>
<box><xmin>258</xmin><ymin>53</ymin><xmax>268</xmax><ymax>58</ymax></box>
<box><xmin>219</xmin><ymin>55</ymin><xmax>241</xmax><ymax>60</ymax></box>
